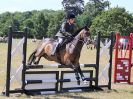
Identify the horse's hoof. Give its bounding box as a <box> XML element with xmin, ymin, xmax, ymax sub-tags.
<box><xmin>83</xmin><ymin>80</ymin><xmax>89</xmax><ymax>85</ymax></box>
<box><xmin>27</xmin><ymin>63</ymin><xmax>31</xmax><ymax>65</ymax></box>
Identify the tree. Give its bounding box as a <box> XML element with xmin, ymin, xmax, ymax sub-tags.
<box><xmin>0</xmin><ymin>12</ymin><xmax>12</xmax><ymax>36</ymax></box>
<box><xmin>62</xmin><ymin>0</ymin><xmax>84</xmax><ymax>16</ymax></box>
<box><xmin>23</xmin><ymin>19</ymin><xmax>35</xmax><ymax>37</ymax></box>
<box><xmin>84</xmin><ymin>0</ymin><xmax>110</xmax><ymax>17</ymax></box>
<box><xmin>34</xmin><ymin>12</ymin><xmax>49</xmax><ymax>39</ymax></box>
<box><xmin>90</xmin><ymin>7</ymin><xmax>133</xmax><ymax>36</ymax></box>
<box><xmin>77</xmin><ymin>0</ymin><xmax>110</xmax><ymax>30</ymax></box>
<box><xmin>47</xmin><ymin>11</ymin><xmax>64</xmax><ymax>37</ymax></box>
<box><xmin>76</xmin><ymin>12</ymin><xmax>92</xmax><ymax>28</ymax></box>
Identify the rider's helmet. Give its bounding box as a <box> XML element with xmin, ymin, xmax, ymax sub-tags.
<box><xmin>67</xmin><ymin>13</ymin><xmax>75</xmax><ymax>19</ymax></box>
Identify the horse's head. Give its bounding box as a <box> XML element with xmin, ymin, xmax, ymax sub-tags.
<box><xmin>78</xmin><ymin>26</ymin><xmax>90</xmax><ymax>44</ymax></box>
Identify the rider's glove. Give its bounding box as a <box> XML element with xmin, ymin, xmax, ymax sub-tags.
<box><xmin>66</xmin><ymin>32</ymin><xmax>72</xmax><ymax>36</ymax></box>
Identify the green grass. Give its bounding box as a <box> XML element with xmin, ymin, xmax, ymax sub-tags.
<box><xmin>0</xmin><ymin>39</ymin><xmax>133</xmax><ymax>99</ymax></box>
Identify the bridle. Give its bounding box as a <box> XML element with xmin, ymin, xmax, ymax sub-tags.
<box><xmin>69</xmin><ymin>29</ymin><xmax>90</xmax><ymax>47</ymax></box>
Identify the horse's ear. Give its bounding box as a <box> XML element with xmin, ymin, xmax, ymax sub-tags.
<box><xmin>84</xmin><ymin>26</ymin><xmax>89</xmax><ymax>31</ymax></box>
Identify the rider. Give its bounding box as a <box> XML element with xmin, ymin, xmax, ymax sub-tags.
<box><xmin>51</xmin><ymin>13</ymin><xmax>76</xmax><ymax>55</ymax></box>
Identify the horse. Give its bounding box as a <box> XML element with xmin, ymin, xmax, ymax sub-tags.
<box><xmin>27</xmin><ymin>26</ymin><xmax>90</xmax><ymax>85</ymax></box>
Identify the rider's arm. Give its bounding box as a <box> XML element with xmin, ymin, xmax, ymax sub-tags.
<box><xmin>60</xmin><ymin>22</ymin><xmax>72</xmax><ymax>36</ymax></box>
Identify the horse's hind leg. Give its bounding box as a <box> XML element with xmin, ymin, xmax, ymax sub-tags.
<box><xmin>27</xmin><ymin>50</ymin><xmax>37</xmax><ymax>65</ymax></box>
<box><xmin>27</xmin><ymin>53</ymin><xmax>36</xmax><ymax>65</ymax></box>
<box><xmin>34</xmin><ymin>56</ymin><xmax>42</xmax><ymax>65</ymax></box>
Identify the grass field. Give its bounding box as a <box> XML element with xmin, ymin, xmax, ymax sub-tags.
<box><xmin>0</xmin><ymin>39</ymin><xmax>133</xmax><ymax>99</ymax></box>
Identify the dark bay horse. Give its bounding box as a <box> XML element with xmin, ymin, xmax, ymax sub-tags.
<box><xmin>28</xmin><ymin>26</ymin><xmax>90</xmax><ymax>84</ymax></box>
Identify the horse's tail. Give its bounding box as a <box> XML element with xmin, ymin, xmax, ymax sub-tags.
<box><xmin>27</xmin><ymin>49</ymin><xmax>37</xmax><ymax>65</ymax></box>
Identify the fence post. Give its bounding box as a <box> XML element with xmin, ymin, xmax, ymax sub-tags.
<box><xmin>95</xmin><ymin>32</ymin><xmax>101</xmax><ymax>87</ymax></box>
<box><xmin>5</xmin><ymin>26</ymin><xmax>13</xmax><ymax>96</ymax></box>
<box><xmin>22</xmin><ymin>27</ymin><xmax>28</xmax><ymax>90</ymax></box>
<box><xmin>108</xmin><ymin>32</ymin><xmax>113</xmax><ymax>89</ymax></box>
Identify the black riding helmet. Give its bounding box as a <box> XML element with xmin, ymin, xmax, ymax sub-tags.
<box><xmin>67</xmin><ymin>13</ymin><xmax>75</xmax><ymax>19</ymax></box>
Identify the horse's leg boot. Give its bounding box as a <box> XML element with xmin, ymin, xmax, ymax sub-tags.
<box><xmin>76</xmin><ymin>76</ymin><xmax>80</xmax><ymax>85</ymax></box>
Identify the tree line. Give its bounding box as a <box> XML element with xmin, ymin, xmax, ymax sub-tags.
<box><xmin>0</xmin><ymin>0</ymin><xmax>133</xmax><ymax>39</ymax></box>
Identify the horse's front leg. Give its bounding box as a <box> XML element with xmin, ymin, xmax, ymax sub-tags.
<box><xmin>77</xmin><ymin>66</ymin><xmax>89</xmax><ymax>85</ymax></box>
<box><xmin>73</xmin><ymin>68</ymin><xmax>80</xmax><ymax>85</ymax></box>
<box><xmin>71</xmin><ymin>64</ymin><xmax>80</xmax><ymax>85</ymax></box>
<box><xmin>77</xmin><ymin>66</ymin><xmax>85</xmax><ymax>80</ymax></box>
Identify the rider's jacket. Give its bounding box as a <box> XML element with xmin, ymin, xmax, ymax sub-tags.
<box><xmin>55</xmin><ymin>21</ymin><xmax>76</xmax><ymax>38</ymax></box>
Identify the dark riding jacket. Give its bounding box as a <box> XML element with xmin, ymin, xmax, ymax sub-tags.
<box><xmin>56</xmin><ymin>21</ymin><xmax>76</xmax><ymax>38</ymax></box>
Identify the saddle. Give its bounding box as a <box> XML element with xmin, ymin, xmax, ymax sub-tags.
<box><xmin>36</xmin><ymin>36</ymin><xmax>74</xmax><ymax>56</ymax></box>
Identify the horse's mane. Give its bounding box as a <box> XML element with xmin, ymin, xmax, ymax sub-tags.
<box><xmin>72</xmin><ymin>26</ymin><xmax>89</xmax><ymax>37</ymax></box>
<box><xmin>72</xmin><ymin>27</ymin><xmax>84</xmax><ymax>37</ymax></box>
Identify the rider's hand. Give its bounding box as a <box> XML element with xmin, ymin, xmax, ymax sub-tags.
<box><xmin>66</xmin><ymin>32</ymin><xmax>72</xmax><ymax>36</ymax></box>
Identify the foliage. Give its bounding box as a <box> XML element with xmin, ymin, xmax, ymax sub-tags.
<box><xmin>0</xmin><ymin>0</ymin><xmax>133</xmax><ymax>38</ymax></box>
<box><xmin>0</xmin><ymin>10</ymin><xmax>64</xmax><ymax>38</ymax></box>
<box><xmin>75</xmin><ymin>0</ymin><xmax>110</xmax><ymax>30</ymax></box>
<box><xmin>90</xmin><ymin>7</ymin><xmax>133</xmax><ymax>36</ymax></box>
<box><xmin>62</xmin><ymin>0</ymin><xmax>84</xmax><ymax>15</ymax></box>
<box><xmin>46</xmin><ymin>11</ymin><xmax>65</xmax><ymax>37</ymax></box>
<box><xmin>76</xmin><ymin>12</ymin><xmax>92</xmax><ymax>28</ymax></box>
<box><xmin>84</xmin><ymin>0</ymin><xmax>110</xmax><ymax>17</ymax></box>
<box><xmin>34</xmin><ymin>12</ymin><xmax>49</xmax><ymax>39</ymax></box>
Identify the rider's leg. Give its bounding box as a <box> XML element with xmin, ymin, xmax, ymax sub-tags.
<box><xmin>51</xmin><ymin>37</ymin><xmax>63</xmax><ymax>55</ymax></box>
<box><xmin>60</xmin><ymin>36</ymin><xmax>73</xmax><ymax>46</ymax></box>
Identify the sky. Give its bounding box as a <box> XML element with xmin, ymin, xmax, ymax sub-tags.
<box><xmin>0</xmin><ymin>0</ymin><xmax>132</xmax><ymax>14</ymax></box>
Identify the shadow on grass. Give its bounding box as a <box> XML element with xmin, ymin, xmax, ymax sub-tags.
<box><xmin>50</xmin><ymin>93</ymin><xmax>93</xmax><ymax>99</ymax></box>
